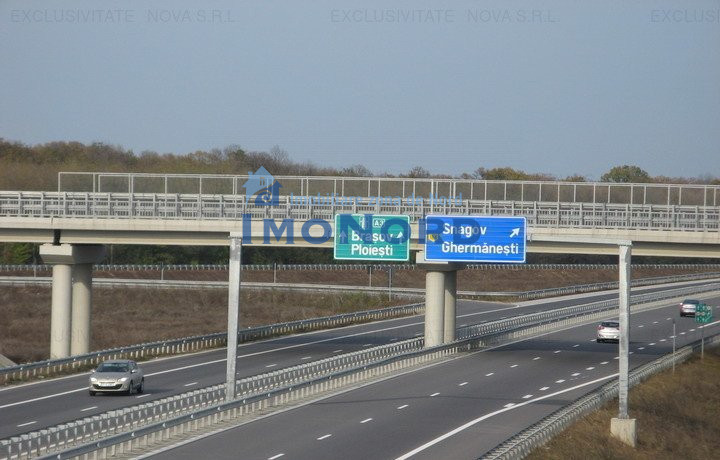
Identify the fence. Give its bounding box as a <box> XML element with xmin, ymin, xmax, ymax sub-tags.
<box><xmin>2</xmin><ymin>192</ymin><xmax>720</xmax><ymax>232</ymax></box>
<box><xmin>2</xmin><ymin>282</ymin><xmax>718</xmax><ymax>460</ymax></box>
<box><xmin>56</xmin><ymin>172</ymin><xmax>720</xmax><ymax>207</ymax></box>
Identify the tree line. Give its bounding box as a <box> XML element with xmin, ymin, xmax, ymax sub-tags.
<box><xmin>0</xmin><ymin>138</ymin><xmax>717</xmax><ymax>264</ymax></box>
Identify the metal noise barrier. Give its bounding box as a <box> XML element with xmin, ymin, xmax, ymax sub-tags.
<box><xmin>482</xmin><ymin>332</ymin><xmax>720</xmax><ymax>460</ymax></box>
<box><xmin>0</xmin><ymin>303</ymin><xmax>424</xmax><ymax>384</ymax></box>
<box><xmin>3</xmin><ymin>283</ymin><xmax>718</xmax><ymax>460</ymax></box>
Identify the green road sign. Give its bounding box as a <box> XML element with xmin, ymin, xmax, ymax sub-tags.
<box><xmin>696</xmin><ymin>303</ymin><xmax>713</xmax><ymax>324</ymax></box>
<box><xmin>334</xmin><ymin>214</ymin><xmax>410</xmax><ymax>261</ymax></box>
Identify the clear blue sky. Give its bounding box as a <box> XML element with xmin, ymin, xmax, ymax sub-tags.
<box><xmin>1</xmin><ymin>0</ymin><xmax>718</xmax><ymax>179</ymax></box>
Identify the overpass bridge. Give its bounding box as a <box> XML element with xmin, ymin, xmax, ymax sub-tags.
<box><xmin>1</xmin><ymin>174</ymin><xmax>719</xmax><ymax>368</ymax></box>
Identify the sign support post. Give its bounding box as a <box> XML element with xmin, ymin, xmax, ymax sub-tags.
<box><xmin>226</xmin><ymin>233</ymin><xmax>242</xmax><ymax>402</ymax></box>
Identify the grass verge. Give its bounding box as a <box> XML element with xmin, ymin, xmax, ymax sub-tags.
<box><xmin>527</xmin><ymin>345</ymin><xmax>720</xmax><ymax>460</ymax></box>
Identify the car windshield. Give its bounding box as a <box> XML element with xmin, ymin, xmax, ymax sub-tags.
<box><xmin>601</xmin><ymin>322</ymin><xmax>619</xmax><ymax>328</ymax></box>
<box><xmin>683</xmin><ymin>300</ymin><xmax>700</xmax><ymax>305</ymax></box>
<box><xmin>97</xmin><ymin>363</ymin><xmax>130</xmax><ymax>373</ymax></box>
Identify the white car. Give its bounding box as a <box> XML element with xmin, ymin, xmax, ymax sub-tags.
<box><xmin>597</xmin><ymin>321</ymin><xmax>620</xmax><ymax>343</ymax></box>
<box><xmin>679</xmin><ymin>299</ymin><xmax>700</xmax><ymax>317</ymax></box>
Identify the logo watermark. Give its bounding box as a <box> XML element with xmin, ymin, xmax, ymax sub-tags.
<box><xmin>9</xmin><ymin>9</ymin><xmax>238</xmax><ymax>24</ymax></box>
<box><xmin>330</xmin><ymin>9</ymin><xmax>557</xmax><ymax>24</ymax></box>
<box><xmin>650</xmin><ymin>9</ymin><xmax>720</xmax><ymax>23</ymax></box>
<box><xmin>243</xmin><ymin>167</ymin><xmax>282</xmax><ymax>206</ymax></box>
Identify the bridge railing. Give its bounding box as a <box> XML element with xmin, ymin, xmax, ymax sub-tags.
<box><xmin>3</xmin><ymin>282</ymin><xmax>718</xmax><ymax>460</ymax></box>
<box><xmin>57</xmin><ymin>172</ymin><xmax>720</xmax><ymax>207</ymax></box>
<box><xmin>1</xmin><ymin>192</ymin><xmax>719</xmax><ymax>231</ymax></box>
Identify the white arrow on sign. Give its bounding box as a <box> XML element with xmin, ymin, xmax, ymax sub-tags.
<box><xmin>509</xmin><ymin>228</ymin><xmax>520</xmax><ymax>238</ymax></box>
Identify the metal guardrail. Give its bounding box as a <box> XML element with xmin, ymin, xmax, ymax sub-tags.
<box><xmin>57</xmin><ymin>172</ymin><xmax>720</xmax><ymax>207</ymax></box>
<box><xmin>2</xmin><ymin>272</ymin><xmax>719</xmax><ymax>382</ymax></box>
<box><xmin>3</xmin><ymin>282</ymin><xmax>718</xmax><ymax>460</ymax></box>
<box><xmin>1</xmin><ymin>192</ymin><xmax>719</xmax><ymax>231</ymax></box>
<box><xmin>0</xmin><ymin>303</ymin><xmax>424</xmax><ymax>384</ymax></box>
<box><xmin>2</xmin><ymin>263</ymin><xmax>720</xmax><ymax>272</ymax></box>
<box><xmin>2</xmin><ymin>271</ymin><xmax>720</xmax><ymax>299</ymax></box>
<box><xmin>482</xmin><ymin>332</ymin><xmax>720</xmax><ymax>460</ymax></box>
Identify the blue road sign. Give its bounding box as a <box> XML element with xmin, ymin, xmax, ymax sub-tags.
<box><xmin>423</xmin><ymin>215</ymin><xmax>527</xmax><ymax>263</ymax></box>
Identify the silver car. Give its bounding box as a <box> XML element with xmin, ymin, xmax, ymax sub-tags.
<box><xmin>89</xmin><ymin>360</ymin><xmax>144</xmax><ymax>396</ymax></box>
<box><xmin>597</xmin><ymin>321</ymin><xmax>620</xmax><ymax>343</ymax></box>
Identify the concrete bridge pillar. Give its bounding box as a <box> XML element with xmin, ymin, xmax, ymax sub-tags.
<box><xmin>417</xmin><ymin>251</ymin><xmax>463</xmax><ymax>348</ymax></box>
<box><xmin>40</xmin><ymin>244</ymin><xmax>106</xmax><ymax>359</ymax></box>
<box><xmin>443</xmin><ymin>270</ymin><xmax>457</xmax><ymax>343</ymax></box>
<box><xmin>424</xmin><ymin>270</ymin><xmax>445</xmax><ymax>347</ymax></box>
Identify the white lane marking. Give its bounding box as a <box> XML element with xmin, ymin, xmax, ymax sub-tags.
<box><xmin>459</xmin><ymin>382</ymin><xmax>468</xmax><ymax>386</ymax></box>
<box><xmin>393</xmin><ymin>373</ymin><xmax>617</xmax><ymax>460</ymax></box>
<box><xmin>586</xmin><ymin>367</ymin><xmax>595</xmax><ymax>370</ymax></box>
<box><xmin>638</xmin><ymin>347</ymin><xmax>645</xmax><ymax>350</ymax></box>
<box><xmin>614</xmin><ymin>357</ymin><xmax>620</xmax><ymax>360</ymax></box>
<box><xmin>485</xmin><ymin>373</ymin><xmax>494</xmax><ymax>377</ymax></box>
<box><xmin>659</xmin><ymin>339</ymin><xmax>666</xmax><ymax>342</ymax></box>
<box><xmin>360</xmin><ymin>418</ymin><xmax>373</xmax><ymax>424</ymax></box>
<box><xmin>680</xmin><ymin>332</ymin><xmax>686</xmax><ymax>335</ymax></box>
<box><xmin>332</xmin><ymin>349</ymin><xmax>343</xmax><ymax>353</ymax></box>
<box><xmin>265</xmin><ymin>364</ymin><xmax>277</xmax><ymax>368</ymax></box>
<box><xmin>301</xmin><ymin>356</ymin><xmax>312</xmax><ymax>360</ymax></box>
<box><xmin>600</xmin><ymin>361</ymin><xmax>609</xmax><ymax>365</ymax></box>
<box><xmin>666</xmin><ymin>318</ymin><xmax>672</xmax><ymax>321</ymax></box>
<box><xmin>414</xmin><ymin>333</ymin><xmax>422</xmax><ymax>337</ymax></box>
<box><xmin>555</xmin><ymin>379</ymin><xmax>565</xmax><ymax>383</ymax></box>
<box><xmin>554</xmin><ymin>350</ymin><xmax>562</xmax><ymax>354</ymax></box>
<box><xmin>522</xmin><ymin>394</ymin><xmax>533</xmax><ymax>399</ymax></box>
<box><xmin>638</xmin><ymin>325</ymin><xmax>644</xmax><ymax>328</ymax></box>
<box><xmin>571</xmin><ymin>373</ymin><xmax>581</xmax><ymax>377</ymax></box>
<box><xmin>136</xmin><ymin>394</ymin><xmax>151</xmax><ymax>399</ymax></box>
<box><xmin>390</xmin><ymin>338</ymin><xmax>398</xmax><ymax>342</ymax></box>
<box><xmin>81</xmin><ymin>406</ymin><xmax>98</xmax><ymax>412</ymax></box>
<box><xmin>183</xmin><ymin>382</ymin><xmax>198</xmax><ymax>387</ymax></box>
<box><xmin>430</xmin><ymin>392</ymin><xmax>440</xmax><ymax>397</ymax></box>
<box><xmin>268</xmin><ymin>454</ymin><xmax>285</xmax><ymax>460</ymax></box>
<box><xmin>317</xmin><ymin>434</ymin><xmax>332</xmax><ymax>440</ymax></box>
<box><xmin>460</xmin><ymin>324</ymin><xmax>468</xmax><ymax>327</ymax></box>
<box><xmin>572</xmin><ymin>344</ymin><xmax>579</xmax><ymax>348</ymax></box>
<box><xmin>533</xmin><ymin>357</ymin><xmax>541</xmax><ymax>360</ymax></box>
<box><xmin>17</xmin><ymin>421</ymin><xmax>37</xmax><ymax>427</ymax></box>
<box><xmin>690</xmin><ymin>329</ymin><xmax>696</xmax><ymax>332</ymax></box>
<box><xmin>0</xmin><ymin>387</ymin><xmax>86</xmax><ymax>409</ymax></box>
<box><xmin>397</xmin><ymin>404</ymin><xmax>409</xmax><ymax>410</ymax></box>
<box><xmin>589</xmin><ymin>339</ymin><xmax>596</xmax><ymax>342</ymax></box>
<box><xmin>510</xmin><ymin>364</ymin><xmax>518</xmax><ymax>368</ymax></box>
<box><xmin>653</xmin><ymin>321</ymin><xmax>658</xmax><ymax>324</ymax></box>
<box><xmin>539</xmin><ymin>387</ymin><xmax>549</xmax><ymax>391</ymax></box>
<box><xmin>649</xmin><ymin>343</ymin><xmax>656</xmax><ymax>346</ymax></box>
<box><xmin>629</xmin><ymin>352</ymin><xmax>634</xmax><ymax>355</ymax></box>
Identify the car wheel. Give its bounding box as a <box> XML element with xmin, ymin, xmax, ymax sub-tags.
<box><xmin>137</xmin><ymin>379</ymin><xmax>144</xmax><ymax>394</ymax></box>
<box><xmin>89</xmin><ymin>390</ymin><xmax>96</xmax><ymax>396</ymax></box>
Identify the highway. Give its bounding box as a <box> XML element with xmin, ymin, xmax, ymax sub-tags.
<box><xmin>146</xmin><ymin>294</ymin><xmax>720</xmax><ymax>460</ymax></box>
<box><xmin>0</xmin><ymin>279</ymin><xmax>716</xmax><ymax>442</ymax></box>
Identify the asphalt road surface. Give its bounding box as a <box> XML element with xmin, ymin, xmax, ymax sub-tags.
<box><xmin>145</xmin><ymin>294</ymin><xmax>720</xmax><ymax>460</ymax></box>
<box><xmin>0</xmin><ymin>279</ymin><xmax>717</xmax><ymax>444</ymax></box>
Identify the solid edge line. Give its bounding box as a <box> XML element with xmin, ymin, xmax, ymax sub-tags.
<box><xmin>393</xmin><ymin>373</ymin><xmax>617</xmax><ymax>460</ymax></box>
